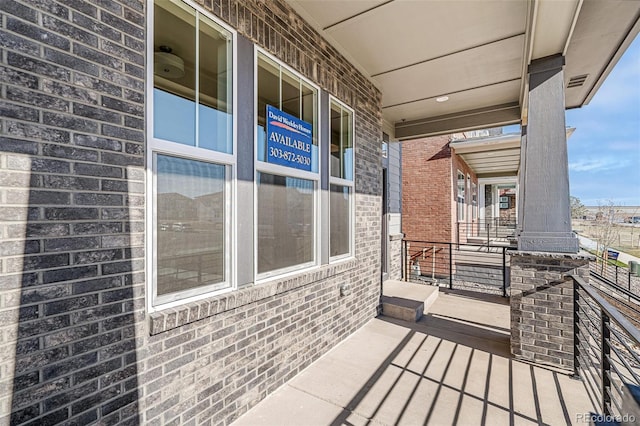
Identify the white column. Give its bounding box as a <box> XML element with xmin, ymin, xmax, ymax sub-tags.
<box><xmin>518</xmin><ymin>55</ymin><xmax>578</xmax><ymax>253</ymax></box>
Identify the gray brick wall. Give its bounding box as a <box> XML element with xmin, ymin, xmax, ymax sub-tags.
<box><xmin>0</xmin><ymin>0</ymin><xmax>146</xmax><ymax>424</ymax></box>
<box><xmin>510</xmin><ymin>251</ymin><xmax>591</xmax><ymax>371</ymax></box>
<box><xmin>0</xmin><ymin>0</ymin><xmax>385</xmax><ymax>425</ymax></box>
<box><xmin>388</xmin><ymin>234</ymin><xmax>403</xmax><ymax>281</ymax></box>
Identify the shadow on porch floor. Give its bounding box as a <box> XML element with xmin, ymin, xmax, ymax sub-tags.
<box><xmin>233</xmin><ymin>289</ymin><xmax>593</xmax><ymax>426</ymax></box>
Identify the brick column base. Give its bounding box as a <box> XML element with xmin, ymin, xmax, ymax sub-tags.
<box><xmin>510</xmin><ymin>251</ymin><xmax>592</xmax><ymax>371</ymax></box>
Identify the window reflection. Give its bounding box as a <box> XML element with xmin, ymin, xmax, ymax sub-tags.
<box><xmin>330</xmin><ymin>103</ymin><xmax>353</xmax><ymax>180</ymax></box>
<box><xmin>156</xmin><ymin>155</ymin><xmax>227</xmax><ymax>296</ymax></box>
<box><xmin>153</xmin><ymin>0</ymin><xmax>232</xmax><ymax>153</ymax></box>
<box><xmin>330</xmin><ymin>185</ymin><xmax>350</xmax><ymax>257</ymax></box>
<box><xmin>257</xmin><ymin>172</ymin><xmax>314</xmax><ymax>274</ymax></box>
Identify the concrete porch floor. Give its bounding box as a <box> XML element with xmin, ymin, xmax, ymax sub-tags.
<box><xmin>233</xmin><ymin>289</ymin><xmax>594</xmax><ymax>426</ymax></box>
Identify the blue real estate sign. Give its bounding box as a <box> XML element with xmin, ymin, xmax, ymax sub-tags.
<box><xmin>266</xmin><ymin>105</ymin><xmax>313</xmax><ymax>171</ymax></box>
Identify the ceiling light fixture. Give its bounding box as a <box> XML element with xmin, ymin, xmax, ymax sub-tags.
<box><xmin>436</xmin><ymin>96</ymin><xmax>449</xmax><ymax>103</ymax></box>
<box><xmin>154</xmin><ymin>45</ymin><xmax>185</xmax><ymax>79</ymax></box>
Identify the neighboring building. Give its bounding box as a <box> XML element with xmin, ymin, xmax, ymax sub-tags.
<box><xmin>402</xmin><ymin>131</ymin><xmax>519</xmax><ymax>245</ymax></box>
<box><xmin>0</xmin><ymin>0</ymin><xmax>637</xmax><ymax>425</ymax></box>
<box><xmin>402</xmin><ymin>134</ymin><xmax>475</xmax><ymax>243</ymax></box>
<box><xmin>402</xmin><ymin>129</ymin><xmax>580</xmax><ymax>246</ymax></box>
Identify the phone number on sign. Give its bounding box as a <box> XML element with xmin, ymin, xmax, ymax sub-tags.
<box><xmin>269</xmin><ymin>147</ymin><xmax>311</xmax><ymax>166</ymax></box>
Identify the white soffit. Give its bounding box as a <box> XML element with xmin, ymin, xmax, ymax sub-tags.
<box><xmin>531</xmin><ymin>0</ymin><xmax>581</xmax><ymax>59</ymax></box>
<box><xmin>452</xmin><ymin>134</ymin><xmax>521</xmax><ymax>154</ymax></box>
<box><xmin>453</xmin><ymin>133</ymin><xmax>522</xmax><ymax>175</ymax></box>
<box><xmin>287</xmin><ymin>0</ymin><xmax>640</xmax><ymax>137</ymax></box>
<box><xmin>564</xmin><ymin>0</ymin><xmax>640</xmax><ymax>107</ymax></box>
<box><xmin>384</xmin><ymin>80</ymin><xmax>521</xmax><ymax>124</ymax></box>
<box><xmin>377</xmin><ymin>35</ymin><xmax>524</xmax><ymax>108</ymax></box>
<box><xmin>322</xmin><ymin>0</ymin><xmax>527</xmax><ymax>76</ymax></box>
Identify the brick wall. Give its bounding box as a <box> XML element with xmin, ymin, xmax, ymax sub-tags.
<box><xmin>0</xmin><ymin>0</ymin><xmax>384</xmax><ymax>425</ymax></box>
<box><xmin>402</xmin><ymin>135</ymin><xmax>453</xmax><ymax>243</ymax></box>
<box><xmin>510</xmin><ymin>251</ymin><xmax>591</xmax><ymax>371</ymax></box>
<box><xmin>388</xmin><ymin>234</ymin><xmax>403</xmax><ymax>280</ymax></box>
<box><xmin>400</xmin><ymin>135</ymin><xmax>481</xmax><ymax>244</ymax></box>
<box><xmin>0</xmin><ymin>1</ymin><xmax>146</xmax><ymax>424</ymax></box>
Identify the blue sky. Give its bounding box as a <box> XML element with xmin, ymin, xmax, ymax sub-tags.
<box><xmin>565</xmin><ymin>35</ymin><xmax>640</xmax><ymax>207</ymax></box>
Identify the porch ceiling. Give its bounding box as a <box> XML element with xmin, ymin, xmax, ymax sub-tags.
<box><xmin>451</xmin><ymin>133</ymin><xmax>522</xmax><ymax>177</ymax></box>
<box><xmin>450</xmin><ymin>128</ymin><xmax>575</xmax><ymax>177</ymax></box>
<box><xmin>287</xmin><ymin>0</ymin><xmax>640</xmax><ymax>140</ymax></box>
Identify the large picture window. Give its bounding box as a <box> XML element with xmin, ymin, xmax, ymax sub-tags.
<box><xmin>149</xmin><ymin>0</ymin><xmax>235</xmax><ymax>307</ymax></box>
<box><xmin>329</xmin><ymin>98</ymin><xmax>354</xmax><ymax>259</ymax></box>
<box><xmin>255</xmin><ymin>50</ymin><xmax>319</xmax><ymax>277</ymax></box>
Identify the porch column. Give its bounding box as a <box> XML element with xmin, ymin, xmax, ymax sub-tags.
<box><xmin>518</xmin><ymin>54</ymin><xmax>578</xmax><ymax>253</ymax></box>
<box><xmin>511</xmin><ymin>55</ymin><xmax>587</xmax><ymax>372</ymax></box>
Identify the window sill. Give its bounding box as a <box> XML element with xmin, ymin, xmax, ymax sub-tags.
<box><xmin>148</xmin><ymin>258</ymin><xmax>358</xmax><ymax>335</ymax></box>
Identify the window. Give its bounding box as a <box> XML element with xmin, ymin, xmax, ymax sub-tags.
<box><xmin>255</xmin><ymin>51</ymin><xmax>320</xmax><ymax>277</ymax></box>
<box><xmin>149</xmin><ymin>0</ymin><xmax>235</xmax><ymax>307</ymax></box>
<box><xmin>330</xmin><ymin>98</ymin><xmax>354</xmax><ymax>259</ymax></box>
<box><xmin>457</xmin><ymin>171</ymin><xmax>465</xmax><ymax>222</ymax></box>
<box><xmin>467</xmin><ymin>174</ymin><xmax>471</xmax><ymax>220</ymax></box>
<box><xmin>257</xmin><ymin>174</ymin><xmax>314</xmax><ymax>273</ymax></box>
<box><xmin>153</xmin><ymin>0</ymin><xmax>232</xmax><ymax>153</ymax></box>
<box><xmin>472</xmin><ymin>182</ymin><xmax>477</xmax><ymax>220</ymax></box>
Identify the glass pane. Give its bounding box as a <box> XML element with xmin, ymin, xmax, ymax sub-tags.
<box><xmin>457</xmin><ymin>172</ymin><xmax>465</xmax><ymax>221</ymax></box>
<box><xmin>156</xmin><ymin>155</ymin><xmax>227</xmax><ymax>297</ymax></box>
<box><xmin>281</xmin><ymin>69</ymin><xmax>300</xmax><ymax>118</ymax></box>
<box><xmin>153</xmin><ymin>0</ymin><xmax>196</xmax><ymax>146</ymax></box>
<box><xmin>301</xmin><ymin>83</ymin><xmax>316</xmax><ymax>143</ymax></box>
<box><xmin>257</xmin><ymin>172</ymin><xmax>314</xmax><ymax>274</ymax></box>
<box><xmin>198</xmin><ymin>14</ymin><xmax>233</xmax><ymax>153</ymax></box>
<box><xmin>257</xmin><ymin>55</ymin><xmax>280</xmax><ymax>162</ymax></box>
<box><xmin>302</xmin><ymin>82</ymin><xmax>319</xmax><ymax>172</ymax></box>
<box><xmin>330</xmin><ymin>102</ymin><xmax>353</xmax><ymax>180</ymax></box>
<box><xmin>330</xmin><ymin>104</ymin><xmax>341</xmax><ymax>178</ymax></box>
<box><xmin>342</xmin><ymin>108</ymin><xmax>353</xmax><ymax>180</ymax></box>
<box><xmin>330</xmin><ymin>185</ymin><xmax>350</xmax><ymax>257</ymax></box>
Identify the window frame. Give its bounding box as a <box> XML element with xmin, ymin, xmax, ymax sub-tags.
<box><xmin>467</xmin><ymin>173</ymin><xmax>471</xmax><ymax>221</ymax></box>
<box><xmin>254</xmin><ymin>48</ymin><xmax>322</xmax><ymax>281</ymax></box>
<box><xmin>146</xmin><ymin>0</ymin><xmax>238</xmax><ymax>312</ymax></box>
<box><xmin>329</xmin><ymin>96</ymin><xmax>355</xmax><ymax>262</ymax></box>
<box><xmin>457</xmin><ymin>170</ymin><xmax>465</xmax><ymax>222</ymax></box>
<box><xmin>472</xmin><ymin>181</ymin><xmax>478</xmax><ymax>220</ymax></box>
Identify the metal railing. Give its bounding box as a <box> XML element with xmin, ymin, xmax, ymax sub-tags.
<box><xmin>590</xmin><ymin>251</ymin><xmax>640</xmax><ymax>295</ymax></box>
<box><xmin>403</xmin><ymin>240</ymin><xmax>510</xmax><ymax>297</ymax></box>
<box><xmin>573</xmin><ymin>274</ymin><xmax>640</xmax><ymax>418</ymax></box>
<box><xmin>456</xmin><ymin>219</ymin><xmax>517</xmax><ymax>246</ymax></box>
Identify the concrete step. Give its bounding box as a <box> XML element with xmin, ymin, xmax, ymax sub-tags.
<box><xmin>381</xmin><ymin>280</ymin><xmax>439</xmax><ymax>322</ymax></box>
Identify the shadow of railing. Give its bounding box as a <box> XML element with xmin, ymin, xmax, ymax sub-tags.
<box><xmin>327</xmin><ymin>312</ymin><xmax>585</xmax><ymax>425</ymax></box>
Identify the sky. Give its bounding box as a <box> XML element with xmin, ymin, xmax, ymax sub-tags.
<box><xmin>565</xmin><ymin>35</ymin><xmax>640</xmax><ymax>207</ymax></box>
<box><xmin>503</xmin><ymin>35</ymin><xmax>640</xmax><ymax>207</ymax></box>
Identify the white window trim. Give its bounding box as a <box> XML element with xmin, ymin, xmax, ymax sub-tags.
<box><xmin>146</xmin><ymin>0</ymin><xmax>238</xmax><ymax>312</ymax></box>
<box><xmin>457</xmin><ymin>170</ymin><xmax>465</xmax><ymax>222</ymax></box>
<box><xmin>472</xmin><ymin>181</ymin><xmax>478</xmax><ymax>220</ymax></box>
<box><xmin>254</xmin><ymin>48</ymin><xmax>322</xmax><ymax>281</ymax></box>
<box><xmin>467</xmin><ymin>173</ymin><xmax>471</xmax><ymax>221</ymax></box>
<box><xmin>329</xmin><ymin>96</ymin><xmax>355</xmax><ymax>262</ymax></box>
